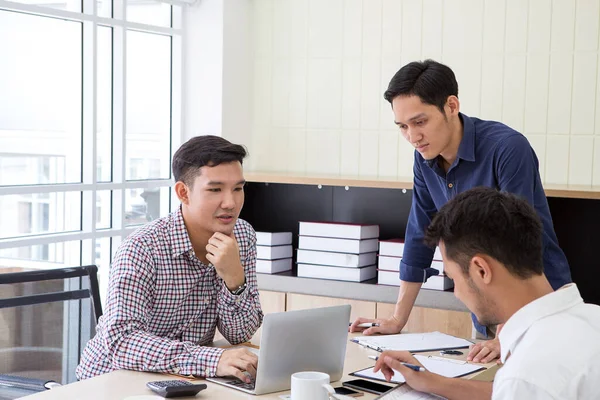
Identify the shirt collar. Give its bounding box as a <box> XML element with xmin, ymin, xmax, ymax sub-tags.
<box><xmin>457</xmin><ymin>113</ymin><xmax>476</xmax><ymax>162</ymax></box>
<box><xmin>498</xmin><ymin>283</ymin><xmax>583</xmax><ymax>363</ymax></box>
<box><xmin>170</xmin><ymin>205</ymin><xmax>194</xmax><ymax>257</ymax></box>
<box><xmin>423</xmin><ymin>113</ymin><xmax>476</xmax><ymax>168</ymax></box>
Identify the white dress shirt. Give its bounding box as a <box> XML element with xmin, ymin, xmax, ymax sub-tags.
<box><xmin>493</xmin><ymin>284</ymin><xmax>600</xmax><ymax>400</ymax></box>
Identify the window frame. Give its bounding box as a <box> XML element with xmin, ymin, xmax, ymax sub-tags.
<box><xmin>0</xmin><ymin>0</ymin><xmax>184</xmax><ymax>383</ymax></box>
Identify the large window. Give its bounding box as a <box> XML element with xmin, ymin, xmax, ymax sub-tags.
<box><xmin>0</xmin><ymin>0</ymin><xmax>183</xmax><ymax>384</ymax></box>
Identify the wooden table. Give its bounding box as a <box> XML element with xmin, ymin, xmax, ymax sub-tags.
<box><xmin>19</xmin><ymin>333</ymin><xmax>496</xmax><ymax>399</ymax></box>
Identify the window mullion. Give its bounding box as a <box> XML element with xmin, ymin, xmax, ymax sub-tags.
<box><xmin>112</xmin><ymin>0</ymin><xmax>126</xmax><ymax>232</ymax></box>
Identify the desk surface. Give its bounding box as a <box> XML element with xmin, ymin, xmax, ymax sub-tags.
<box><xmin>20</xmin><ymin>334</ymin><xmax>495</xmax><ymax>400</ymax></box>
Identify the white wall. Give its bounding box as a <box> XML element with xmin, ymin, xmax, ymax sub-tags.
<box><xmin>240</xmin><ymin>0</ymin><xmax>600</xmax><ymax>185</ymax></box>
<box><xmin>184</xmin><ymin>0</ymin><xmax>224</xmax><ymax>138</ymax></box>
<box><xmin>184</xmin><ymin>0</ymin><xmax>253</xmax><ymax>150</ymax></box>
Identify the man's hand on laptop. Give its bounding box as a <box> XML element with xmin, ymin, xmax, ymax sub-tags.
<box><xmin>349</xmin><ymin>316</ymin><xmax>404</xmax><ymax>335</ymax></box>
<box><xmin>216</xmin><ymin>348</ymin><xmax>258</xmax><ymax>384</ymax></box>
<box><xmin>206</xmin><ymin>232</ymin><xmax>245</xmax><ymax>291</ymax></box>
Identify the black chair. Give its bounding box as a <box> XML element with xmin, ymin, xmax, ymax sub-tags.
<box><xmin>0</xmin><ymin>265</ymin><xmax>103</xmax><ymax>398</ymax></box>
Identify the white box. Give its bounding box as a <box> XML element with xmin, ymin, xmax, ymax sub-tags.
<box><xmin>297</xmin><ymin>249</ymin><xmax>377</xmax><ymax>268</ymax></box>
<box><xmin>297</xmin><ymin>264</ymin><xmax>377</xmax><ymax>282</ymax></box>
<box><xmin>256</xmin><ymin>258</ymin><xmax>293</xmax><ymax>274</ymax></box>
<box><xmin>433</xmin><ymin>247</ymin><xmax>442</xmax><ymax>261</ymax></box>
<box><xmin>431</xmin><ymin>260</ymin><xmax>444</xmax><ymax>274</ymax></box>
<box><xmin>378</xmin><ymin>255</ymin><xmax>401</xmax><ymax>272</ymax></box>
<box><xmin>256</xmin><ymin>231</ymin><xmax>293</xmax><ymax>246</ymax></box>
<box><xmin>256</xmin><ymin>245</ymin><xmax>293</xmax><ymax>260</ymax></box>
<box><xmin>299</xmin><ymin>221</ymin><xmax>379</xmax><ymax>239</ymax></box>
<box><xmin>379</xmin><ymin>239</ymin><xmax>404</xmax><ymax>257</ymax></box>
<box><xmin>379</xmin><ymin>240</ymin><xmax>442</xmax><ymax>260</ymax></box>
<box><xmin>298</xmin><ymin>236</ymin><xmax>378</xmax><ymax>254</ymax></box>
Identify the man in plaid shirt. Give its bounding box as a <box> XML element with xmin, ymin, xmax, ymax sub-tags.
<box><xmin>76</xmin><ymin>136</ymin><xmax>263</xmax><ymax>384</ymax></box>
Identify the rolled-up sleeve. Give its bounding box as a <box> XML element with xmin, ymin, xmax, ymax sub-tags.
<box><xmin>400</xmin><ymin>153</ymin><xmax>441</xmax><ymax>283</ymax></box>
<box><xmin>216</xmin><ymin>225</ymin><xmax>263</xmax><ymax>344</ymax></box>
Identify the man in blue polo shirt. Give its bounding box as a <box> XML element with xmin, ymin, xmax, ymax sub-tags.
<box><xmin>350</xmin><ymin>59</ymin><xmax>572</xmax><ymax>363</ymax></box>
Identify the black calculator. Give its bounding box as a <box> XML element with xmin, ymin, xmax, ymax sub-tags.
<box><xmin>146</xmin><ymin>380</ymin><xmax>207</xmax><ymax>398</ymax></box>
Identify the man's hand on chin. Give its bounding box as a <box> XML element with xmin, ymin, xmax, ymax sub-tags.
<box><xmin>206</xmin><ymin>232</ymin><xmax>245</xmax><ymax>290</ymax></box>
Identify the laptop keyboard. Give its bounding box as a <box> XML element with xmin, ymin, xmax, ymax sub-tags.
<box><xmin>226</xmin><ymin>379</ymin><xmax>255</xmax><ymax>390</ymax></box>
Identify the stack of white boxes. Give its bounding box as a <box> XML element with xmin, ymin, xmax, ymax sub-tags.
<box><xmin>377</xmin><ymin>239</ymin><xmax>453</xmax><ymax>290</ymax></box>
<box><xmin>296</xmin><ymin>222</ymin><xmax>379</xmax><ymax>282</ymax></box>
<box><xmin>255</xmin><ymin>232</ymin><xmax>293</xmax><ymax>274</ymax></box>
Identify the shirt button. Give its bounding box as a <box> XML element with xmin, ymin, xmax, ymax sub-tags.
<box><xmin>205</xmin><ymin>368</ymin><xmax>211</xmax><ymax>376</ymax></box>
<box><xmin>448</xmin><ymin>183</ymin><xmax>453</xmax><ymax>188</ymax></box>
<box><xmin>174</xmin><ymin>367</ymin><xmax>180</xmax><ymax>374</ymax></box>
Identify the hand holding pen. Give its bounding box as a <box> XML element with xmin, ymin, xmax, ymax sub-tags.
<box><xmin>349</xmin><ymin>317</ymin><xmax>405</xmax><ymax>335</ymax></box>
<box><xmin>349</xmin><ymin>322</ymin><xmax>381</xmax><ymax>328</ymax></box>
<box><xmin>369</xmin><ymin>355</ymin><xmax>425</xmax><ymax>372</ymax></box>
<box><xmin>373</xmin><ymin>350</ymin><xmax>438</xmax><ymax>394</ymax></box>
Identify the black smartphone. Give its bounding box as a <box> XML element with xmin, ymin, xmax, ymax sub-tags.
<box><xmin>342</xmin><ymin>379</ymin><xmax>394</xmax><ymax>395</ymax></box>
<box><xmin>335</xmin><ymin>386</ymin><xmax>364</xmax><ymax>397</ymax></box>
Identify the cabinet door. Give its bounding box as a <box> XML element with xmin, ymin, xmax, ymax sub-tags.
<box><xmin>286</xmin><ymin>293</ymin><xmax>376</xmax><ymax>321</ymax></box>
<box><xmin>376</xmin><ymin>303</ymin><xmax>473</xmax><ymax>339</ymax></box>
<box><xmin>259</xmin><ymin>290</ymin><xmax>286</xmax><ymax>314</ymax></box>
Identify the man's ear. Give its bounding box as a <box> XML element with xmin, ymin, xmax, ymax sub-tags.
<box><xmin>445</xmin><ymin>95</ymin><xmax>460</xmax><ymax>116</ymax></box>
<box><xmin>470</xmin><ymin>255</ymin><xmax>493</xmax><ymax>285</ymax></box>
<box><xmin>174</xmin><ymin>181</ymin><xmax>190</xmax><ymax>205</ymax></box>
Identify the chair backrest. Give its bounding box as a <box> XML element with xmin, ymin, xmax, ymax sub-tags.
<box><xmin>0</xmin><ymin>265</ymin><xmax>103</xmax><ymax>397</ymax></box>
<box><xmin>0</xmin><ymin>265</ymin><xmax>103</xmax><ymax>322</ymax></box>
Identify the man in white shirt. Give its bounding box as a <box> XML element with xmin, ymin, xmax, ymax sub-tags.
<box><xmin>373</xmin><ymin>187</ymin><xmax>600</xmax><ymax>399</ymax></box>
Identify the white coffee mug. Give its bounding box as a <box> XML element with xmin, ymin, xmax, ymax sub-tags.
<box><xmin>290</xmin><ymin>371</ymin><xmax>330</xmax><ymax>400</ymax></box>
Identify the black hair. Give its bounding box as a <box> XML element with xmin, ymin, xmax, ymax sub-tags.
<box><xmin>424</xmin><ymin>187</ymin><xmax>544</xmax><ymax>278</ymax></box>
<box><xmin>384</xmin><ymin>59</ymin><xmax>458</xmax><ymax>113</ymax></box>
<box><xmin>172</xmin><ymin>135</ymin><xmax>247</xmax><ymax>187</ymax></box>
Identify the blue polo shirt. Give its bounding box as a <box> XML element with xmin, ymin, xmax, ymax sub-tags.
<box><xmin>401</xmin><ymin>113</ymin><xmax>572</xmax><ymax>335</ymax></box>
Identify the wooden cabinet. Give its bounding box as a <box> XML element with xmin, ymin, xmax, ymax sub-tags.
<box><xmin>258</xmin><ymin>290</ymin><xmax>286</xmax><ymax>315</ymax></box>
<box><xmin>376</xmin><ymin>303</ymin><xmax>473</xmax><ymax>338</ymax></box>
<box><xmin>286</xmin><ymin>293</ymin><xmax>376</xmax><ymax>321</ymax></box>
<box><xmin>215</xmin><ymin>291</ymin><xmax>473</xmax><ymax>342</ymax></box>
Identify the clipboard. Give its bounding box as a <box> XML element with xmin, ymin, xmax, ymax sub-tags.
<box><xmin>350</xmin><ymin>355</ymin><xmax>485</xmax><ymax>384</ymax></box>
<box><xmin>351</xmin><ymin>331</ymin><xmax>473</xmax><ymax>353</ymax></box>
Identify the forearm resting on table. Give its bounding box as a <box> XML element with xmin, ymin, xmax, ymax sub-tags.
<box><xmin>431</xmin><ymin>376</ymin><xmax>493</xmax><ymax>400</ymax></box>
<box><xmin>107</xmin><ymin>328</ymin><xmax>223</xmax><ymax>376</ymax></box>
<box><xmin>393</xmin><ymin>280</ymin><xmax>422</xmax><ymax>324</ymax></box>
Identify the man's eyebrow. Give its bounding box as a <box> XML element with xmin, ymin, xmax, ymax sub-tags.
<box><xmin>206</xmin><ymin>180</ymin><xmax>246</xmax><ymax>185</ymax></box>
<box><xmin>394</xmin><ymin>113</ymin><xmax>427</xmax><ymax>125</ymax></box>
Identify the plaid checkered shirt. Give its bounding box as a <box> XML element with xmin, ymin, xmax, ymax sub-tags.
<box><xmin>75</xmin><ymin>206</ymin><xmax>263</xmax><ymax>379</ymax></box>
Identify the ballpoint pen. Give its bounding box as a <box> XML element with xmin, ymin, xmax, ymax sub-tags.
<box><xmin>349</xmin><ymin>322</ymin><xmax>381</xmax><ymax>328</ymax></box>
<box><xmin>351</xmin><ymin>339</ymin><xmax>381</xmax><ymax>352</ymax></box>
<box><xmin>368</xmin><ymin>356</ymin><xmax>425</xmax><ymax>372</ymax></box>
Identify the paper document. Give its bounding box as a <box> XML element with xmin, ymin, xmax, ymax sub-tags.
<box><xmin>351</xmin><ymin>355</ymin><xmax>484</xmax><ymax>384</ymax></box>
<box><xmin>375</xmin><ymin>384</ymin><xmax>446</xmax><ymax>399</ymax></box>
<box><xmin>352</xmin><ymin>331</ymin><xmax>472</xmax><ymax>352</ymax></box>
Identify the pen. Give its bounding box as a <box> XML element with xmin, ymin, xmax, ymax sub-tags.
<box><xmin>349</xmin><ymin>322</ymin><xmax>381</xmax><ymax>328</ymax></box>
<box><xmin>350</xmin><ymin>339</ymin><xmax>381</xmax><ymax>352</ymax></box>
<box><xmin>368</xmin><ymin>356</ymin><xmax>425</xmax><ymax>372</ymax></box>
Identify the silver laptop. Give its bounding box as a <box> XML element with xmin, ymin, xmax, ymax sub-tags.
<box><xmin>207</xmin><ymin>304</ymin><xmax>351</xmax><ymax>395</ymax></box>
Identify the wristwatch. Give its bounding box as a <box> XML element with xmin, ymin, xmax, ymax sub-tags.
<box><xmin>229</xmin><ymin>279</ymin><xmax>247</xmax><ymax>296</ymax></box>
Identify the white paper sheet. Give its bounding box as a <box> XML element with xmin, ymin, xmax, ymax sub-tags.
<box><xmin>375</xmin><ymin>384</ymin><xmax>446</xmax><ymax>399</ymax></box>
<box><xmin>352</xmin><ymin>355</ymin><xmax>483</xmax><ymax>384</ymax></box>
<box><xmin>352</xmin><ymin>331</ymin><xmax>472</xmax><ymax>352</ymax></box>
